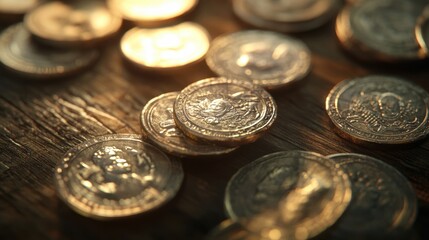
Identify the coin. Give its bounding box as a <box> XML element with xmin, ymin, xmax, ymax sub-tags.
<box><xmin>206</xmin><ymin>220</ymin><xmax>261</xmax><ymax>240</ymax></box>
<box><xmin>55</xmin><ymin>134</ymin><xmax>184</xmax><ymax>219</ymax></box>
<box><xmin>24</xmin><ymin>0</ymin><xmax>122</xmax><ymax>48</ymax></box>
<box><xmin>173</xmin><ymin>77</ymin><xmax>277</xmax><ymax>147</ymax></box>
<box><xmin>415</xmin><ymin>5</ymin><xmax>429</xmax><ymax>56</ymax></box>
<box><xmin>206</xmin><ymin>30</ymin><xmax>311</xmax><ymax>90</ymax></box>
<box><xmin>335</xmin><ymin>0</ymin><xmax>426</xmax><ymax>62</ymax></box>
<box><xmin>232</xmin><ymin>0</ymin><xmax>340</xmax><ymax>32</ymax></box>
<box><xmin>0</xmin><ymin>0</ymin><xmax>41</xmax><ymax>22</ymax></box>
<box><xmin>327</xmin><ymin>153</ymin><xmax>417</xmax><ymax>239</ymax></box>
<box><xmin>0</xmin><ymin>24</ymin><xmax>99</xmax><ymax>79</ymax></box>
<box><xmin>326</xmin><ymin>75</ymin><xmax>429</xmax><ymax>145</ymax></box>
<box><xmin>120</xmin><ymin>22</ymin><xmax>210</xmax><ymax>70</ymax></box>
<box><xmin>224</xmin><ymin>151</ymin><xmax>351</xmax><ymax>240</ymax></box>
<box><xmin>141</xmin><ymin>92</ymin><xmax>237</xmax><ymax>157</ymax></box>
<box><xmin>107</xmin><ymin>0</ymin><xmax>198</xmax><ymax>26</ymax></box>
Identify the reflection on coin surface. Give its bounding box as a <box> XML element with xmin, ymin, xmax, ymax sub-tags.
<box><xmin>55</xmin><ymin>134</ymin><xmax>184</xmax><ymax>219</ymax></box>
<box><xmin>141</xmin><ymin>92</ymin><xmax>237</xmax><ymax>157</ymax></box>
<box><xmin>206</xmin><ymin>30</ymin><xmax>311</xmax><ymax>90</ymax></box>
<box><xmin>327</xmin><ymin>153</ymin><xmax>417</xmax><ymax>239</ymax></box>
<box><xmin>336</xmin><ymin>0</ymin><xmax>426</xmax><ymax>61</ymax></box>
<box><xmin>107</xmin><ymin>0</ymin><xmax>198</xmax><ymax>25</ymax></box>
<box><xmin>25</xmin><ymin>0</ymin><xmax>122</xmax><ymax>47</ymax></box>
<box><xmin>121</xmin><ymin>22</ymin><xmax>210</xmax><ymax>70</ymax></box>
<box><xmin>416</xmin><ymin>6</ymin><xmax>429</xmax><ymax>55</ymax></box>
<box><xmin>326</xmin><ymin>76</ymin><xmax>429</xmax><ymax>145</ymax></box>
<box><xmin>233</xmin><ymin>0</ymin><xmax>340</xmax><ymax>32</ymax></box>
<box><xmin>0</xmin><ymin>24</ymin><xmax>99</xmax><ymax>78</ymax></box>
<box><xmin>174</xmin><ymin>77</ymin><xmax>277</xmax><ymax>146</ymax></box>
<box><xmin>225</xmin><ymin>151</ymin><xmax>351</xmax><ymax>240</ymax></box>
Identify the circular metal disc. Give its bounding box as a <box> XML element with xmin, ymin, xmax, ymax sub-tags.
<box><xmin>55</xmin><ymin>134</ymin><xmax>184</xmax><ymax>220</ymax></box>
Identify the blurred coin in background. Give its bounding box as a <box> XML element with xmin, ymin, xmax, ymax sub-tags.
<box><xmin>0</xmin><ymin>0</ymin><xmax>42</xmax><ymax>23</ymax></box>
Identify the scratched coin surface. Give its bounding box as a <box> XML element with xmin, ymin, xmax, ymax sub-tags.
<box><xmin>121</xmin><ymin>22</ymin><xmax>210</xmax><ymax>70</ymax></box>
<box><xmin>0</xmin><ymin>24</ymin><xmax>99</xmax><ymax>78</ymax></box>
<box><xmin>55</xmin><ymin>134</ymin><xmax>184</xmax><ymax>219</ymax></box>
<box><xmin>107</xmin><ymin>0</ymin><xmax>198</xmax><ymax>25</ymax></box>
<box><xmin>245</xmin><ymin>0</ymin><xmax>338</xmax><ymax>23</ymax></box>
<box><xmin>326</xmin><ymin>76</ymin><xmax>429</xmax><ymax>145</ymax></box>
<box><xmin>336</xmin><ymin>0</ymin><xmax>426</xmax><ymax>61</ymax></box>
<box><xmin>174</xmin><ymin>77</ymin><xmax>277</xmax><ymax>146</ymax></box>
<box><xmin>25</xmin><ymin>0</ymin><xmax>122</xmax><ymax>47</ymax></box>
<box><xmin>206</xmin><ymin>30</ymin><xmax>311</xmax><ymax>90</ymax></box>
<box><xmin>141</xmin><ymin>92</ymin><xmax>237</xmax><ymax>157</ymax></box>
<box><xmin>327</xmin><ymin>153</ymin><xmax>417</xmax><ymax>239</ymax></box>
<box><xmin>225</xmin><ymin>151</ymin><xmax>351</xmax><ymax>240</ymax></box>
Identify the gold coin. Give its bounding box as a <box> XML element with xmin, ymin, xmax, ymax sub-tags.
<box><xmin>141</xmin><ymin>92</ymin><xmax>237</xmax><ymax>157</ymax></box>
<box><xmin>0</xmin><ymin>0</ymin><xmax>41</xmax><ymax>22</ymax></box>
<box><xmin>120</xmin><ymin>22</ymin><xmax>210</xmax><ymax>70</ymax></box>
<box><xmin>174</xmin><ymin>77</ymin><xmax>277</xmax><ymax>147</ymax></box>
<box><xmin>107</xmin><ymin>0</ymin><xmax>198</xmax><ymax>26</ymax></box>
<box><xmin>24</xmin><ymin>0</ymin><xmax>122</xmax><ymax>48</ymax></box>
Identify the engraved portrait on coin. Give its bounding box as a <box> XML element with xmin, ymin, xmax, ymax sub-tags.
<box><xmin>326</xmin><ymin>76</ymin><xmax>429</xmax><ymax>144</ymax></box>
<box><xmin>206</xmin><ymin>30</ymin><xmax>311</xmax><ymax>89</ymax></box>
<box><xmin>141</xmin><ymin>92</ymin><xmax>237</xmax><ymax>157</ymax></box>
<box><xmin>328</xmin><ymin>153</ymin><xmax>417</xmax><ymax>238</ymax></box>
<box><xmin>174</xmin><ymin>78</ymin><xmax>277</xmax><ymax>146</ymax></box>
<box><xmin>55</xmin><ymin>134</ymin><xmax>183</xmax><ymax>219</ymax></box>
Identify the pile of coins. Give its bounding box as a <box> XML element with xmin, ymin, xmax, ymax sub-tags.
<box><xmin>207</xmin><ymin>151</ymin><xmax>417</xmax><ymax>239</ymax></box>
<box><xmin>336</xmin><ymin>0</ymin><xmax>429</xmax><ymax>62</ymax></box>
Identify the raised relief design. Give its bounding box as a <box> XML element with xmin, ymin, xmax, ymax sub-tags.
<box><xmin>341</xmin><ymin>89</ymin><xmax>420</xmax><ymax>134</ymax></box>
<box><xmin>76</xmin><ymin>145</ymin><xmax>155</xmax><ymax>198</ymax></box>
<box><xmin>159</xmin><ymin>107</ymin><xmax>182</xmax><ymax>137</ymax></box>
<box><xmin>186</xmin><ymin>91</ymin><xmax>261</xmax><ymax>127</ymax></box>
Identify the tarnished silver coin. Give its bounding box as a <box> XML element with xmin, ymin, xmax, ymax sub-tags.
<box><xmin>225</xmin><ymin>151</ymin><xmax>351</xmax><ymax>240</ymax></box>
<box><xmin>55</xmin><ymin>134</ymin><xmax>184</xmax><ymax>219</ymax></box>
<box><xmin>0</xmin><ymin>24</ymin><xmax>99</xmax><ymax>79</ymax></box>
<box><xmin>174</xmin><ymin>77</ymin><xmax>277</xmax><ymax>147</ymax></box>
<box><xmin>336</xmin><ymin>0</ymin><xmax>426</xmax><ymax>62</ymax></box>
<box><xmin>141</xmin><ymin>92</ymin><xmax>237</xmax><ymax>157</ymax></box>
<box><xmin>232</xmin><ymin>0</ymin><xmax>340</xmax><ymax>32</ymax></box>
<box><xmin>416</xmin><ymin>5</ymin><xmax>429</xmax><ymax>56</ymax></box>
<box><xmin>25</xmin><ymin>0</ymin><xmax>122</xmax><ymax>47</ymax></box>
<box><xmin>206</xmin><ymin>30</ymin><xmax>311</xmax><ymax>90</ymax></box>
<box><xmin>327</xmin><ymin>153</ymin><xmax>417</xmax><ymax>239</ymax></box>
<box><xmin>326</xmin><ymin>76</ymin><xmax>429</xmax><ymax>145</ymax></box>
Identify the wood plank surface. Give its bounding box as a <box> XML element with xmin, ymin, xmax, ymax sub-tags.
<box><xmin>1</xmin><ymin>0</ymin><xmax>429</xmax><ymax>239</ymax></box>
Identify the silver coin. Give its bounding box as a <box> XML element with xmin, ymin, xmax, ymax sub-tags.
<box><xmin>141</xmin><ymin>92</ymin><xmax>237</xmax><ymax>157</ymax></box>
<box><xmin>206</xmin><ymin>30</ymin><xmax>311</xmax><ymax>90</ymax></box>
<box><xmin>327</xmin><ymin>153</ymin><xmax>417</xmax><ymax>239</ymax></box>
<box><xmin>173</xmin><ymin>77</ymin><xmax>277</xmax><ymax>147</ymax></box>
<box><xmin>326</xmin><ymin>75</ymin><xmax>429</xmax><ymax>145</ymax></box>
<box><xmin>338</xmin><ymin>0</ymin><xmax>426</xmax><ymax>61</ymax></box>
<box><xmin>0</xmin><ymin>24</ymin><xmax>99</xmax><ymax>79</ymax></box>
<box><xmin>225</xmin><ymin>151</ymin><xmax>351</xmax><ymax>240</ymax></box>
<box><xmin>232</xmin><ymin>0</ymin><xmax>340</xmax><ymax>32</ymax></box>
<box><xmin>55</xmin><ymin>134</ymin><xmax>184</xmax><ymax>219</ymax></box>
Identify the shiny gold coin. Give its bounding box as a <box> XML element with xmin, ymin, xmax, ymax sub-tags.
<box><xmin>24</xmin><ymin>0</ymin><xmax>122</xmax><ymax>48</ymax></box>
<box><xmin>141</xmin><ymin>92</ymin><xmax>237</xmax><ymax>157</ymax></box>
<box><xmin>107</xmin><ymin>0</ymin><xmax>198</xmax><ymax>26</ymax></box>
<box><xmin>174</xmin><ymin>77</ymin><xmax>277</xmax><ymax>147</ymax></box>
<box><xmin>120</xmin><ymin>22</ymin><xmax>210</xmax><ymax>70</ymax></box>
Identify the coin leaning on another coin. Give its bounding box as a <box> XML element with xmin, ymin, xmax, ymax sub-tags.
<box><xmin>173</xmin><ymin>77</ymin><xmax>277</xmax><ymax>147</ymax></box>
<box><xmin>55</xmin><ymin>134</ymin><xmax>184</xmax><ymax>220</ymax></box>
<box><xmin>141</xmin><ymin>92</ymin><xmax>237</xmax><ymax>157</ymax></box>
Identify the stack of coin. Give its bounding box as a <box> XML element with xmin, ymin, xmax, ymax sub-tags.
<box><xmin>326</xmin><ymin>75</ymin><xmax>429</xmax><ymax>146</ymax></box>
<box><xmin>55</xmin><ymin>134</ymin><xmax>184</xmax><ymax>219</ymax></box>
<box><xmin>206</xmin><ymin>30</ymin><xmax>311</xmax><ymax>90</ymax></box>
<box><xmin>207</xmin><ymin>151</ymin><xmax>417</xmax><ymax>239</ymax></box>
<box><xmin>140</xmin><ymin>77</ymin><xmax>277</xmax><ymax>157</ymax></box>
<box><xmin>0</xmin><ymin>0</ymin><xmax>124</xmax><ymax>79</ymax></box>
<box><xmin>232</xmin><ymin>0</ymin><xmax>341</xmax><ymax>32</ymax></box>
<box><xmin>336</xmin><ymin>0</ymin><xmax>428</xmax><ymax>62</ymax></box>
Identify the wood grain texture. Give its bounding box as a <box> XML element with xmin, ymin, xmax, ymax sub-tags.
<box><xmin>1</xmin><ymin>0</ymin><xmax>429</xmax><ymax>239</ymax></box>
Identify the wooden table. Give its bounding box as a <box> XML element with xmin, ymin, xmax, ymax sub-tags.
<box><xmin>1</xmin><ymin>0</ymin><xmax>428</xmax><ymax>239</ymax></box>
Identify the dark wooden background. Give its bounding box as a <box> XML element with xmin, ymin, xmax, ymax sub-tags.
<box><xmin>1</xmin><ymin>0</ymin><xmax>429</xmax><ymax>239</ymax></box>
